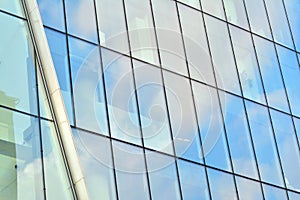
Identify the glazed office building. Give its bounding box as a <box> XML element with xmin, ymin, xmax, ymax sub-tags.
<box><xmin>1</xmin><ymin>0</ymin><xmax>300</xmax><ymax>199</ymax></box>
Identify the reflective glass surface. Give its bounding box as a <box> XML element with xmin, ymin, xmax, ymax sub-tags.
<box><xmin>223</xmin><ymin>0</ymin><xmax>249</xmax><ymax>30</ymax></box>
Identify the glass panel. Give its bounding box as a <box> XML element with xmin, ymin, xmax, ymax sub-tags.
<box><xmin>102</xmin><ymin>48</ymin><xmax>141</xmax><ymax>145</ymax></box>
<box><xmin>41</xmin><ymin>120</ymin><xmax>73</xmax><ymax>199</ymax></box>
<box><xmin>152</xmin><ymin>0</ymin><xmax>188</xmax><ymax>76</ymax></box>
<box><xmin>223</xmin><ymin>0</ymin><xmax>249</xmax><ymax>30</ymax></box>
<box><xmin>0</xmin><ymin>13</ymin><xmax>38</xmax><ymax>115</ymax></box>
<box><xmin>270</xmin><ymin>109</ymin><xmax>300</xmax><ymax>191</ymax></box>
<box><xmin>0</xmin><ymin>108</ymin><xmax>43</xmax><ymax>199</ymax></box>
<box><xmin>277</xmin><ymin>45</ymin><xmax>300</xmax><ymax>117</ymax></box>
<box><xmin>68</xmin><ymin>36</ymin><xmax>108</xmax><ymax>135</ymax></box>
<box><xmin>65</xmin><ymin>0</ymin><xmax>98</xmax><ymax>43</ymax></box>
<box><xmin>0</xmin><ymin>0</ymin><xmax>24</xmax><ymax>17</ymax></box>
<box><xmin>112</xmin><ymin>141</ymin><xmax>150</xmax><ymax>200</ymax></box>
<box><xmin>200</xmin><ymin>0</ymin><xmax>225</xmax><ymax>20</ymax></box>
<box><xmin>95</xmin><ymin>0</ymin><xmax>129</xmax><ymax>54</ymax></box>
<box><xmin>192</xmin><ymin>81</ymin><xmax>231</xmax><ymax>171</ymax></box>
<box><xmin>204</xmin><ymin>14</ymin><xmax>241</xmax><ymax>95</ymax></box>
<box><xmin>253</xmin><ymin>36</ymin><xmax>289</xmax><ymax>113</ymax></box>
<box><xmin>207</xmin><ymin>168</ymin><xmax>237</xmax><ymax>200</ymax></box>
<box><xmin>236</xmin><ymin>177</ymin><xmax>263</xmax><ymax>200</ymax></box>
<box><xmin>245</xmin><ymin>100</ymin><xmax>284</xmax><ymax>186</ymax></box>
<box><xmin>178</xmin><ymin>4</ymin><xmax>215</xmax><ymax>86</ymax></box>
<box><xmin>146</xmin><ymin>151</ymin><xmax>181</xmax><ymax>200</ymax></box>
<box><xmin>45</xmin><ymin>28</ymin><xmax>74</xmax><ymax>125</ymax></box>
<box><xmin>294</xmin><ymin>117</ymin><xmax>300</xmax><ymax>146</ymax></box>
<box><xmin>177</xmin><ymin>159</ymin><xmax>210</xmax><ymax>200</ymax></box>
<box><xmin>73</xmin><ymin>128</ymin><xmax>116</xmax><ymax>200</ymax></box>
<box><xmin>37</xmin><ymin>0</ymin><xmax>65</xmax><ymax>31</ymax></box>
<box><xmin>165</xmin><ymin>71</ymin><xmax>203</xmax><ymax>163</ymax></box>
<box><xmin>264</xmin><ymin>0</ymin><xmax>293</xmax><ymax>48</ymax></box>
<box><xmin>263</xmin><ymin>184</ymin><xmax>288</xmax><ymax>200</ymax></box>
<box><xmin>219</xmin><ymin>91</ymin><xmax>258</xmax><ymax>179</ymax></box>
<box><xmin>283</xmin><ymin>0</ymin><xmax>300</xmax><ymax>51</ymax></box>
<box><xmin>229</xmin><ymin>25</ymin><xmax>266</xmax><ymax>104</ymax></box>
<box><xmin>177</xmin><ymin>0</ymin><xmax>200</xmax><ymax>9</ymax></box>
<box><xmin>244</xmin><ymin>0</ymin><xmax>272</xmax><ymax>39</ymax></box>
<box><xmin>124</xmin><ymin>0</ymin><xmax>159</xmax><ymax>65</ymax></box>
<box><xmin>289</xmin><ymin>191</ymin><xmax>300</xmax><ymax>200</ymax></box>
<box><xmin>133</xmin><ymin>60</ymin><xmax>173</xmax><ymax>154</ymax></box>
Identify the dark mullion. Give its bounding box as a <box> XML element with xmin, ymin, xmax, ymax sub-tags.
<box><xmin>148</xmin><ymin>0</ymin><xmax>184</xmax><ymax>199</ymax></box>
<box><xmin>175</xmin><ymin>2</ymin><xmax>212</xmax><ymax>200</ymax></box>
<box><xmin>121</xmin><ymin>0</ymin><xmax>153</xmax><ymax>199</ymax></box>
<box><xmin>61</xmin><ymin>0</ymin><xmax>76</xmax><ymax>127</ymax></box>
<box><xmin>92</xmin><ymin>0</ymin><xmax>120</xmax><ymax>199</ymax></box>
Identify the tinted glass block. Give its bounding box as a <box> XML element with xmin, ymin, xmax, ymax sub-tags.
<box><xmin>192</xmin><ymin>82</ymin><xmax>231</xmax><ymax>171</ymax></box>
<box><xmin>124</xmin><ymin>0</ymin><xmax>159</xmax><ymax>65</ymax></box>
<box><xmin>220</xmin><ymin>91</ymin><xmax>258</xmax><ymax>179</ymax></box>
<box><xmin>229</xmin><ymin>25</ymin><xmax>266</xmax><ymax>105</ymax></box>
<box><xmin>113</xmin><ymin>141</ymin><xmax>150</xmax><ymax>200</ymax></box>
<box><xmin>205</xmin><ymin>14</ymin><xmax>241</xmax><ymax>95</ymax></box>
<box><xmin>163</xmin><ymin>71</ymin><xmax>203</xmax><ymax>163</ymax></box>
<box><xmin>68</xmin><ymin>36</ymin><xmax>108</xmax><ymax>135</ymax></box>
<box><xmin>152</xmin><ymin>0</ymin><xmax>188</xmax><ymax>76</ymax></box>
<box><xmin>65</xmin><ymin>0</ymin><xmax>98</xmax><ymax>43</ymax></box>
<box><xmin>207</xmin><ymin>168</ymin><xmax>237</xmax><ymax>200</ymax></box>
<box><xmin>95</xmin><ymin>0</ymin><xmax>129</xmax><ymax>54</ymax></box>
<box><xmin>102</xmin><ymin>48</ymin><xmax>141</xmax><ymax>145</ymax></box>
<box><xmin>253</xmin><ymin>36</ymin><xmax>289</xmax><ymax>113</ymax></box>
<box><xmin>0</xmin><ymin>13</ymin><xmax>38</xmax><ymax>115</ymax></box>
<box><xmin>37</xmin><ymin>0</ymin><xmax>65</xmax><ymax>31</ymax></box>
<box><xmin>45</xmin><ymin>28</ymin><xmax>74</xmax><ymax>125</ymax></box>
<box><xmin>178</xmin><ymin>4</ymin><xmax>215</xmax><ymax>86</ymax></box>
<box><xmin>270</xmin><ymin>109</ymin><xmax>300</xmax><ymax>191</ymax></box>
<box><xmin>146</xmin><ymin>151</ymin><xmax>181</xmax><ymax>200</ymax></box>
<box><xmin>178</xmin><ymin>159</ymin><xmax>210</xmax><ymax>200</ymax></box>
<box><xmin>73</xmin><ymin>128</ymin><xmax>117</xmax><ymax>200</ymax></box>
<box><xmin>245</xmin><ymin>100</ymin><xmax>285</xmax><ymax>186</ymax></box>
<box><xmin>133</xmin><ymin>60</ymin><xmax>173</xmax><ymax>154</ymax></box>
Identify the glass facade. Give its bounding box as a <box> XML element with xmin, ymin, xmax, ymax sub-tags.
<box><xmin>1</xmin><ymin>0</ymin><xmax>300</xmax><ymax>199</ymax></box>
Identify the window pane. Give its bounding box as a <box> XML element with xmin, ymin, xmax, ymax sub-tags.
<box><xmin>223</xmin><ymin>0</ymin><xmax>249</xmax><ymax>29</ymax></box>
<box><xmin>201</xmin><ymin>0</ymin><xmax>225</xmax><ymax>19</ymax></box>
<box><xmin>177</xmin><ymin>0</ymin><xmax>200</xmax><ymax>9</ymax></box>
<box><xmin>245</xmin><ymin>101</ymin><xmax>284</xmax><ymax>186</ymax></box>
<box><xmin>284</xmin><ymin>0</ymin><xmax>300</xmax><ymax>51</ymax></box>
<box><xmin>163</xmin><ymin>71</ymin><xmax>202</xmax><ymax>163</ymax></box>
<box><xmin>253</xmin><ymin>36</ymin><xmax>289</xmax><ymax>113</ymax></box>
<box><xmin>229</xmin><ymin>25</ymin><xmax>266</xmax><ymax>104</ymax></box>
<box><xmin>294</xmin><ymin>117</ymin><xmax>300</xmax><ymax>146</ymax></box>
<box><xmin>244</xmin><ymin>0</ymin><xmax>272</xmax><ymax>39</ymax></box>
<box><xmin>263</xmin><ymin>184</ymin><xmax>288</xmax><ymax>200</ymax></box>
<box><xmin>45</xmin><ymin>28</ymin><xmax>74</xmax><ymax>125</ymax></box>
<box><xmin>152</xmin><ymin>0</ymin><xmax>188</xmax><ymax>76</ymax></box>
<box><xmin>277</xmin><ymin>45</ymin><xmax>300</xmax><ymax>117</ymax></box>
<box><xmin>264</xmin><ymin>0</ymin><xmax>293</xmax><ymax>48</ymax></box>
<box><xmin>113</xmin><ymin>141</ymin><xmax>150</xmax><ymax>200</ymax></box>
<box><xmin>192</xmin><ymin>82</ymin><xmax>231</xmax><ymax>171</ymax></box>
<box><xmin>0</xmin><ymin>0</ymin><xmax>24</xmax><ymax>17</ymax></box>
<box><xmin>220</xmin><ymin>91</ymin><xmax>258</xmax><ymax>179</ymax></box>
<box><xmin>73</xmin><ymin>129</ymin><xmax>117</xmax><ymax>200</ymax></box>
<box><xmin>41</xmin><ymin>120</ymin><xmax>74</xmax><ymax>199</ymax></box>
<box><xmin>146</xmin><ymin>151</ymin><xmax>181</xmax><ymax>200</ymax></box>
<box><xmin>0</xmin><ymin>13</ymin><xmax>38</xmax><ymax>115</ymax></box>
<box><xmin>65</xmin><ymin>0</ymin><xmax>98</xmax><ymax>43</ymax></box>
<box><xmin>124</xmin><ymin>0</ymin><xmax>159</xmax><ymax>65</ymax></box>
<box><xmin>178</xmin><ymin>4</ymin><xmax>215</xmax><ymax>86</ymax></box>
<box><xmin>177</xmin><ymin>159</ymin><xmax>210</xmax><ymax>199</ymax></box>
<box><xmin>289</xmin><ymin>191</ymin><xmax>300</xmax><ymax>200</ymax></box>
<box><xmin>207</xmin><ymin>168</ymin><xmax>237</xmax><ymax>200</ymax></box>
<box><xmin>270</xmin><ymin>109</ymin><xmax>300</xmax><ymax>191</ymax></box>
<box><xmin>0</xmin><ymin>108</ymin><xmax>43</xmax><ymax>199</ymax></box>
<box><xmin>102</xmin><ymin>48</ymin><xmax>141</xmax><ymax>145</ymax></box>
<box><xmin>133</xmin><ymin>61</ymin><xmax>173</xmax><ymax>154</ymax></box>
<box><xmin>205</xmin><ymin>15</ymin><xmax>241</xmax><ymax>95</ymax></box>
<box><xmin>37</xmin><ymin>0</ymin><xmax>65</xmax><ymax>31</ymax></box>
<box><xmin>68</xmin><ymin>36</ymin><xmax>108</xmax><ymax>135</ymax></box>
<box><xmin>95</xmin><ymin>0</ymin><xmax>129</xmax><ymax>54</ymax></box>
<box><xmin>236</xmin><ymin>177</ymin><xmax>263</xmax><ymax>200</ymax></box>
